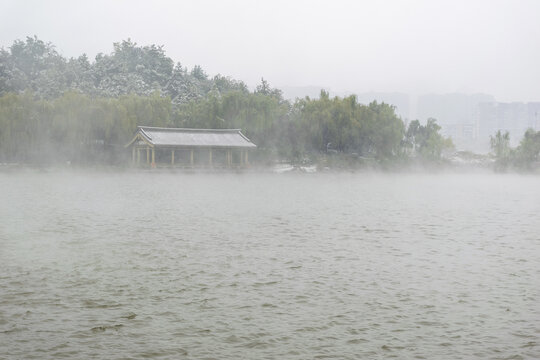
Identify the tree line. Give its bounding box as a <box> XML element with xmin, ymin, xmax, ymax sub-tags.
<box><xmin>0</xmin><ymin>36</ymin><xmax>248</xmax><ymax>103</ymax></box>
<box><xmin>490</xmin><ymin>130</ymin><xmax>540</xmax><ymax>171</ymax></box>
<box><xmin>11</xmin><ymin>36</ymin><xmax>535</xmax><ymax>169</ymax></box>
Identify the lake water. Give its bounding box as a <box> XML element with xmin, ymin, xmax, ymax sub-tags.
<box><xmin>1</xmin><ymin>171</ymin><xmax>539</xmax><ymax>359</ymax></box>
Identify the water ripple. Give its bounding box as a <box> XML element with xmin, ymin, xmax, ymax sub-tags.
<box><xmin>0</xmin><ymin>172</ymin><xmax>539</xmax><ymax>359</ymax></box>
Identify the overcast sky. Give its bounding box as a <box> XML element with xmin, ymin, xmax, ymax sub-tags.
<box><xmin>1</xmin><ymin>0</ymin><xmax>539</xmax><ymax>101</ymax></box>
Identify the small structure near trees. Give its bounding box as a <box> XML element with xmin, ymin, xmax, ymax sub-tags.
<box><xmin>125</xmin><ymin>126</ymin><xmax>256</xmax><ymax>168</ymax></box>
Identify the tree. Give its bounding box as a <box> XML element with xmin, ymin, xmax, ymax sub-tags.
<box><xmin>0</xmin><ymin>37</ymin><xmax>249</xmax><ymax>109</ymax></box>
<box><xmin>293</xmin><ymin>93</ymin><xmax>406</xmax><ymax>163</ymax></box>
<box><xmin>255</xmin><ymin>78</ymin><xmax>283</xmax><ymax>101</ymax></box>
<box><xmin>0</xmin><ymin>36</ymin><xmax>67</xmax><ymax>98</ymax></box>
<box><xmin>405</xmin><ymin>118</ymin><xmax>453</xmax><ymax>162</ymax></box>
<box><xmin>490</xmin><ymin>130</ymin><xmax>511</xmax><ymax>171</ymax></box>
<box><xmin>366</xmin><ymin>101</ymin><xmax>405</xmax><ymax>159</ymax></box>
<box><xmin>190</xmin><ymin>65</ymin><xmax>207</xmax><ymax>81</ymax></box>
<box><xmin>514</xmin><ymin>128</ymin><xmax>540</xmax><ymax>169</ymax></box>
<box><xmin>93</xmin><ymin>39</ymin><xmax>174</xmax><ymax>97</ymax></box>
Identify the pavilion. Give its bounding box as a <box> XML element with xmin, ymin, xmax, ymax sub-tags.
<box><xmin>125</xmin><ymin>126</ymin><xmax>256</xmax><ymax>168</ymax></box>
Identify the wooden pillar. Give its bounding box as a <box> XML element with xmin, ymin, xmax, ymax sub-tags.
<box><xmin>132</xmin><ymin>147</ymin><xmax>136</xmax><ymax>164</ymax></box>
<box><xmin>240</xmin><ymin>150</ymin><xmax>244</xmax><ymax>166</ymax></box>
<box><xmin>151</xmin><ymin>148</ymin><xmax>155</xmax><ymax>165</ymax></box>
<box><xmin>137</xmin><ymin>148</ymin><xmax>141</xmax><ymax>164</ymax></box>
<box><xmin>146</xmin><ymin>147</ymin><xmax>150</xmax><ymax>164</ymax></box>
<box><xmin>190</xmin><ymin>149</ymin><xmax>194</xmax><ymax>166</ymax></box>
<box><xmin>227</xmin><ymin>149</ymin><xmax>231</xmax><ymax>166</ymax></box>
<box><xmin>171</xmin><ymin>149</ymin><xmax>175</xmax><ymax>165</ymax></box>
<box><xmin>209</xmin><ymin>148</ymin><xmax>213</xmax><ymax>166</ymax></box>
<box><xmin>245</xmin><ymin>150</ymin><xmax>249</xmax><ymax>165</ymax></box>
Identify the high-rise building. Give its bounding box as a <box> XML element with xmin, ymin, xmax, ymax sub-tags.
<box><xmin>478</xmin><ymin>102</ymin><xmax>540</xmax><ymax>146</ymax></box>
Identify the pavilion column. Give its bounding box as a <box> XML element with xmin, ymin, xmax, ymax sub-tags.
<box><xmin>190</xmin><ymin>149</ymin><xmax>194</xmax><ymax>166</ymax></box>
<box><xmin>171</xmin><ymin>149</ymin><xmax>175</xmax><ymax>165</ymax></box>
<box><xmin>227</xmin><ymin>149</ymin><xmax>231</xmax><ymax>167</ymax></box>
<box><xmin>245</xmin><ymin>151</ymin><xmax>249</xmax><ymax>165</ymax></box>
<box><xmin>132</xmin><ymin>147</ymin><xmax>136</xmax><ymax>165</ymax></box>
<box><xmin>137</xmin><ymin>148</ymin><xmax>141</xmax><ymax>164</ymax></box>
<box><xmin>209</xmin><ymin>148</ymin><xmax>213</xmax><ymax>166</ymax></box>
<box><xmin>151</xmin><ymin>148</ymin><xmax>155</xmax><ymax>165</ymax></box>
<box><xmin>146</xmin><ymin>147</ymin><xmax>150</xmax><ymax>164</ymax></box>
<box><xmin>240</xmin><ymin>150</ymin><xmax>244</xmax><ymax>166</ymax></box>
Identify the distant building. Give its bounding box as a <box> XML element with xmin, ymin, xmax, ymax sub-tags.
<box><xmin>125</xmin><ymin>126</ymin><xmax>256</xmax><ymax>167</ymax></box>
<box><xmin>417</xmin><ymin>93</ymin><xmax>495</xmax><ymax>127</ymax></box>
<box><xmin>415</xmin><ymin>94</ymin><xmax>540</xmax><ymax>151</ymax></box>
<box><xmin>440</xmin><ymin>123</ymin><xmax>476</xmax><ymax>141</ymax></box>
<box><xmin>527</xmin><ymin>102</ymin><xmax>540</xmax><ymax>130</ymax></box>
<box><xmin>416</xmin><ymin>93</ymin><xmax>494</xmax><ymax>151</ymax></box>
<box><xmin>478</xmin><ymin>102</ymin><xmax>540</xmax><ymax>146</ymax></box>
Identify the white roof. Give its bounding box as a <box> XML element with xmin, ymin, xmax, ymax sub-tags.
<box><xmin>129</xmin><ymin>126</ymin><xmax>256</xmax><ymax>148</ymax></box>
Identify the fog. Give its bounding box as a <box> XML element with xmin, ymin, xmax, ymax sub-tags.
<box><xmin>2</xmin><ymin>0</ymin><xmax>539</xmax><ymax>102</ymax></box>
<box><xmin>1</xmin><ymin>171</ymin><xmax>539</xmax><ymax>358</ymax></box>
<box><xmin>1</xmin><ymin>2</ymin><xmax>540</xmax><ymax>359</ymax></box>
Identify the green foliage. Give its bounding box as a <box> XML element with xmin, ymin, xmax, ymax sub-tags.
<box><xmin>255</xmin><ymin>78</ymin><xmax>283</xmax><ymax>100</ymax></box>
<box><xmin>490</xmin><ymin>130</ymin><xmax>512</xmax><ymax>171</ymax></box>
<box><xmin>513</xmin><ymin>129</ymin><xmax>540</xmax><ymax>170</ymax></box>
<box><xmin>405</xmin><ymin>118</ymin><xmax>454</xmax><ymax>162</ymax></box>
<box><xmin>173</xmin><ymin>82</ymin><xmax>290</xmax><ymax>162</ymax></box>
<box><xmin>0</xmin><ymin>91</ymin><xmax>52</xmax><ymax>162</ymax></box>
<box><xmin>489</xmin><ymin>129</ymin><xmax>540</xmax><ymax>171</ymax></box>
<box><xmin>295</xmin><ymin>92</ymin><xmax>405</xmax><ymax>161</ymax></box>
<box><xmin>0</xmin><ymin>92</ymin><xmax>172</xmax><ymax>164</ymax></box>
<box><xmin>0</xmin><ymin>37</ymin><xmax>457</xmax><ymax>169</ymax></box>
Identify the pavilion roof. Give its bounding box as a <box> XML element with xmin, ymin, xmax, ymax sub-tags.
<box><xmin>126</xmin><ymin>126</ymin><xmax>256</xmax><ymax>148</ymax></box>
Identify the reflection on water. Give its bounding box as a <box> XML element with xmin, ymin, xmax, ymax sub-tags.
<box><xmin>1</xmin><ymin>172</ymin><xmax>539</xmax><ymax>359</ymax></box>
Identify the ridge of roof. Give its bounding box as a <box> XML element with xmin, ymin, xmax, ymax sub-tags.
<box><xmin>138</xmin><ymin>126</ymin><xmax>242</xmax><ymax>133</ymax></box>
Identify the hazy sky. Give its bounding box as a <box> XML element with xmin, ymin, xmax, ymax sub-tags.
<box><xmin>1</xmin><ymin>0</ymin><xmax>539</xmax><ymax>101</ymax></box>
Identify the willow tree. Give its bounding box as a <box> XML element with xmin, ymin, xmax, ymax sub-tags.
<box><xmin>490</xmin><ymin>130</ymin><xmax>511</xmax><ymax>170</ymax></box>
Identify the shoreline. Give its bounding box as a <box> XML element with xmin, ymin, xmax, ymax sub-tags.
<box><xmin>1</xmin><ymin>162</ymin><xmax>538</xmax><ymax>175</ymax></box>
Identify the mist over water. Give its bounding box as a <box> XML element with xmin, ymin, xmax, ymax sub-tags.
<box><xmin>1</xmin><ymin>172</ymin><xmax>539</xmax><ymax>359</ymax></box>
